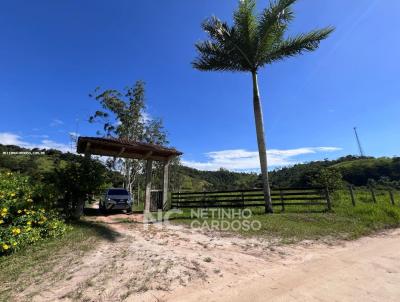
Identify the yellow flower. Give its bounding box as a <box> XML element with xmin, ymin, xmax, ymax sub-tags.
<box><xmin>12</xmin><ymin>242</ymin><xmax>17</xmax><ymax>246</ymax></box>
<box><xmin>27</xmin><ymin>198</ymin><xmax>33</xmax><ymax>202</ymax></box>
<box><xmin>2</xmin><ymin>244</ymin><xmax>9</xmax><ymax>250</ymax></box>
<box><xmin>12</xmin><ymin>228</ymin><xmax>21</xmax><ymax>235</ymax></box>
<box><xmin>27</xmin><ymin>221</ymin><xmax>31</xmax><ymax>226</ymax></box>
<box><xmin>1</xmin><ymin>208</ymin><xmax>7</xmax><ymax>213</ymax></box>
<box><xmin>26</xmin><ymin>226</ymin><xmax>32</xmax><ymax>231</ymax></box>
<box><xmin>10</xmin><ymin>193</ymin><xmax>16</xmax><ymax>197</ymax></box>
<box><xmin>0</xmin><ymin>220</ymin><xmax>3</xmax><ymax>224</ymax></box>
<box><xmin>17</xmin><ymin>210</ymin><xmax>22</xmax><ymax>214</ymax></box>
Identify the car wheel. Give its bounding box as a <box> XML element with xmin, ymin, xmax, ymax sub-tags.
<box><xmin>99</xmin><ymin>203</ymin><xmax>107</xmax><ymax>215</ymax></box>
<box><xmin>126</xmin><ymin>207</ymin><xmax>132</xmax><ymax>214</ymax></box>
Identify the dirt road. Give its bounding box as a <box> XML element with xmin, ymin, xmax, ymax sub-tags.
<box><xmin>17</xmin><ymin>213</ymin><xmax>400</xmax><ymax>302</ymax></box>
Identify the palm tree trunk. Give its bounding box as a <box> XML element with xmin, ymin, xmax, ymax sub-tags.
<box><xmin>251</xmin><ymin>71</ymin><xmax>273</xmax><ymax>213</ymax></box>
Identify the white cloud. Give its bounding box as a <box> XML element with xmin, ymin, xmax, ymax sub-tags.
<box><xmin>0</xmin><ymin>132</ymin><xmax>71</xmax><ymax>153</ymax></box>
<box><xmin>182</xmin><ymin>147</ymin><xmax>342</xmax><ymax>172</ymax></box>
<box><xmin>141</xmin><ymin>112</ymin><xmax>151</xmax><ymax>123</ymax></box>
<box><xmin>114</xmin><ymin>112</ymin><xmax>150</xmax><ymax>127</ymax></box>
<box><xmin>50</xmin><ymin>119</ymin><xmax>64</xmax><ymax>127</ymax></box>
<box><xmin>37</xmin><ymin>140</ymin><xmax>70</xmax><ymax>152</ymax></box>
<box><xmin>0</xmin><ymin>133</ymin><xmax>27</xmax><ymax>146</ymax></box>
<box><xmin>28</xmin><ymin>134</ymin><xmax>49</xmax><ymax>139</ymax></box>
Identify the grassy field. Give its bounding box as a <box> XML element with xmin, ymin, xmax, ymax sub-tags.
<box><xmin>168</xmin><ymin>189</ymin><xmax>400</xmax><ymax>243</ymax></box>
<box><xmin>0</xmin><ymin>221</ymin><xmax>120</xmax><ymax>302</ymax></box>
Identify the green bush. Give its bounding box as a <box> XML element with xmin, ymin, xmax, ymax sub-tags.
<box><xmin>40</xmin><ymin>156</ymin><xmax>109</xmax><ymax>219</ymax></box>
<box><xmin>0</xmin><ymin>172</ymin><xmax>70</xmax><ymax>255</ymax></box>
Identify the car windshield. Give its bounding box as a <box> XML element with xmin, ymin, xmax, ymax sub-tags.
<box><xmin>108</xmin><ymin>189</ymin><xmax>129</xmax><ymax>196</ymax></box>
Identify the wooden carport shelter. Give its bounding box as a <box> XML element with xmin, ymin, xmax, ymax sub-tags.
<box><xmin>76</xmin><ymin>136</ymin><xmax>182</xmax><ymax>212</ymax></box>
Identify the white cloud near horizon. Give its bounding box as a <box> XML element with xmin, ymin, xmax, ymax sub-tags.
<box><xmin>0</xmin><ymin>132</ymin><xmax>342</xmax><ymax>170</ymax></box>
<box><xmin>0</xmin><ymin>132</ymin><xmax>71</xmax><ymax>153</ymax></box>
<box><xmin>50</xmin><ymin>118</ymin><xmax>64</xmax><ymax>127</ymax></box>
<box><xmin>182</xmin><ymin>147</ymin><xmax>342</xmax><ymax>171</ymax></box>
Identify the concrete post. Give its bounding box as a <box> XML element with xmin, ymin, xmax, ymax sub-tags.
<box><xmin>162</xmin><ymin>160</ymin><xmax>171</xmax><ymax>210</ymax></box>
<box><xmin>144</xmin><ymin>159</ymin><xmax>153</xmax><ymax>213</ymax></box>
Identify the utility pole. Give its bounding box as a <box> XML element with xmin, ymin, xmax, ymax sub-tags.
<box><xmin>353</xmin><ymin>127</ymin><xmax>365</xmax><ymax>157</ymax></box>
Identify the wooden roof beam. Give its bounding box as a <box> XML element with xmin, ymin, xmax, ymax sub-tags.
<box><xmin>143</xmin><ymin>151</ymin><xmax>153</xmax><ymax>160</ymax></box>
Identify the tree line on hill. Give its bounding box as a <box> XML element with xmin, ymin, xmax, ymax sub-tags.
<box><xmin>176</xmin><ymin>155</ymin><xmax>400</xmax><ymax>191</ymax></box>
<box><xmin>268</xmin><ymin>156</ymin><xmax>400</xmax><ymax>189</ymax></box>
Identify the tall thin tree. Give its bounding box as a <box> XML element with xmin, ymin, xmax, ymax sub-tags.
<box><xmin>192</xmin><ymin>0</ymin><xmax>334</xmax><ymax>213</ymax></box>
<box><xmin>89</xmin><ymin>81</ymin><xmax>169</xmax><ymax>194</ymax></box>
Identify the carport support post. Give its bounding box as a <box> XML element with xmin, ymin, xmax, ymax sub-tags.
<box><xmin>144</xmin><ymin>159</ymin><xmax>153</xmax><ymax>213</ymax></box>
<box><xmin>162</xmin><ymin>159</ymin><xmax>171</xmax><ymax>210</ymax></box>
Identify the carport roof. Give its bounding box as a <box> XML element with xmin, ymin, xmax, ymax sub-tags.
<box><xmin>76</xmin><ymin>136</ymin><xmax>182</xmax><ymax>161</ymax></box>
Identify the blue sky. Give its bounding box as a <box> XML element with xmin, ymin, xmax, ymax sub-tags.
<box><xmin>1</xmin><ymin>0</ymin><xmax>399</xmax><ymax>171</ymax></box>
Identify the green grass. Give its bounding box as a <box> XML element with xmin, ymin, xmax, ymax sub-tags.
<box><xmin>332</xmin><ymin>157</ymin><xmax>393</xmax><ymax>169</ymax></box>
<box><xmin>133</xmin><ymin>200</ymin><xmax>145</xmax><ymax>212</ymax></box>
<box><xmin>168</xmin><ymin>189</ymin><xmax>400</xmax><ymax>243</ymax></box>
<box><xmin>0</xmin><ymin>220</ymin><xmax>120</xmax><ymax>302</ymax></box>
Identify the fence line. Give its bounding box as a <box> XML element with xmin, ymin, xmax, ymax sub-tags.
<box><xmin>346</xmin><ymin>186</ymin><xmax>398</xmax><ymax>206</ymax></box>
<box><xmin>171</xmin><ymin>187</ymin><xmax>329</xmax><ymax>210</ymax></box>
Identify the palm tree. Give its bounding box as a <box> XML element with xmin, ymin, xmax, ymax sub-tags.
<box><xmin>192</xmin><ymin>0</ymin><xmax>334</xmax><ymax>213</ymax></box>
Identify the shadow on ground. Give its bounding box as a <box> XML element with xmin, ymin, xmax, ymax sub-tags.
<box><xmin>72</xmin><ymin>219</ymin><xmax>122</xmax><ymax>242</ymax></box>
<box><xmin>83</xmin><ymin>207</ymin><xmax>143</xmax><ymax>216</ymax></box>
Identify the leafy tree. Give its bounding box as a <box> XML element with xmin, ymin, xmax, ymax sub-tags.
<box><xmin>89</xmin><ymin>81</ymin><xmax>170</xmax><ymax>194</ymax></box>
<box><xmin>42</xmin><ymin>156</ymin><xmax>108</xmax><ymax>219</ymax></box>
<box><xmin>192</xmin><ymin>0</ymin><xmax>334</xmax><ymax>213</ymax></box>
<box><xmin>310</xmin><ymin>168</ymin><xmax>343</xmax><ymax>191</ymax></box>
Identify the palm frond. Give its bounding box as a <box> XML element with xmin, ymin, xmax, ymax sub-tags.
<box><xmin>233</xmin><ymin>0</ymin><xmax>258</xmax><ymax>61</ymax></box>
<box><xmin>193</xmin><ymin>40</ymin><xmax>248</xmax><ymax>72</ymax></box>
<box><xmin>256</xmin><ymin>0</ymin><xmax>296</xmax><ymax>62</ymax></box>
<box><xmin>260</xmin><ymin>27</ymin><xmax>335</xmax><ymax>65</ymax></box>
<box><xmin>201</xmin><ymin>16</ymin><xmax>231</xmax><ymax>45</ymax></box>
<box><xmin>192</xmin><ymin>16</ymin><xmax>253</xmax><ymax>72</ymax></box>
<box><xmin>193</xmin><ymin>0</ymin><xmax>334</xmax><ymax>73</ymax></box>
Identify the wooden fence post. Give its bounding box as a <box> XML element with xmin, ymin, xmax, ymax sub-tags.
<box><xmin>325</xmin><ymin>187</ymin><xmax>332</xmax><ymax>211</ymax></box>
<box><xmin>369</xmin><ymin>186</ymin><xmax>377</xmax><ymax>203</ymax></box>
<box><xmin>389</xmin><ymin>191</ymin><xmax>395</xmax><ymax>206</ymax></box>
<box><xmin>137</xmin><ymin>185</ymin><xmax>140</xmax><ymax>206</ymax></box>
<box><xmin>279</xmin><ymin>188</ymin><xmax>285</xmax><ymax>212</ymax></box>
<box><xmin>349</xmin><ymin>185</ymin><xmax>356</xmax><ymax>207</ymax></box>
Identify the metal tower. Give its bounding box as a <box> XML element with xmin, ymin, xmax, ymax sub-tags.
<box><xmin>353</xmin><ymin>127</ymin><xmax>365</xmax><ymax>157</ymax></box>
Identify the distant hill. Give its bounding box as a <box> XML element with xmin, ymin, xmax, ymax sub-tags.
<box><xmin>331</xmin><ymin>157</ymin><xmax>400</xmax><ymax>186</ymax></box>
<box><xmin>177</xmin><ymin>156</ymin><xmax>400</xmax><ymax>190</ymax></box>
<box><xmin>269</xmin><ymin>156</ymin><xmax>400</xmax><ymax>188</ymax></box>
<box><xmin>1</xmin><ymin>144</ymin><xmax>399</xmax><ymax>190</ymax></box>
<box><xmin>177</xmin><ymin>166</ymin><xmax>258</xmax><ymax>191</ymax></box>
<box><xmin>0</xmin><ymin>144</ymin><xmax>122</xmax><ymax>187</ymax></box>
